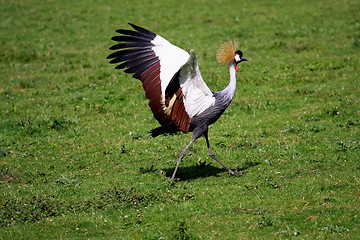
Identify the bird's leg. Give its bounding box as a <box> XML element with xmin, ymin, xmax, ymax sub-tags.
<box><xmin>171</xmin><ymin>138</ymin><xmax>195</xmax><ymax>179</ymax></box>
<box><xmin>204</xmin><ymin>130</ymin><xmax>243</xmax><ymax>176</ymax></box>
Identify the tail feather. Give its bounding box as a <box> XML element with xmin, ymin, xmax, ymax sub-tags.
<box><xmin>150</xmin><ymin>123</ymin><xmax>178</xmax><ymax>137</ymax></box>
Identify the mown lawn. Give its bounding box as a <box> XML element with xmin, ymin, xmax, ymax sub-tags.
<box><xmin>0</xmin><ymin>0</ymin><xmax>359</xmax><ymax>239</ymax></box>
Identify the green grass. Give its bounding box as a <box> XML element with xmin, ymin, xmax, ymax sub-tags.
<box><xmin>0</xmin><ymin>0</ymin><xmax>359</xmax><ymax>239</ymax></box>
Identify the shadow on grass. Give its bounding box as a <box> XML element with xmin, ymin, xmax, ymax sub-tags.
<box><xmin>140</xmin><ymin>160</ymin><xmax>261</xmax><ymax>181</ymax></box>
<box><xmin>163</xmin><ymin>164</ymin><xmax>224</xmax><ymax>181</ymax></box>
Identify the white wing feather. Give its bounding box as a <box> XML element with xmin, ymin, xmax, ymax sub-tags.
<box><xmin>179</xmin><ymin>50</ymin><xmax>215</xmax><ymax>118</ymax></box>
<box><xmin>151</xmin><ymin>35</ymin><xmax>189</xmax><ymax>104</ymax></box>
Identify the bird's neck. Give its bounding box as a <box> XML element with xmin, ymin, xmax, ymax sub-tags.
<box><xmin>221</xmin><ymin>63</ymin><xmax>237</xmax><ymax>101</ymax></box>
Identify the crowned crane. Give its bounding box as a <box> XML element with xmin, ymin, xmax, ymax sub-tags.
<box><xmin>107</xmin><ymin>23</ymin><xmax>248</xmax><ymax>179</ymax></box>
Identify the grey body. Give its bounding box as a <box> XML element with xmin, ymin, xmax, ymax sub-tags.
<box><xmin>190</xmin><ymin>91</ymin><xmax>232</xmax><ymax>136</ymax></box>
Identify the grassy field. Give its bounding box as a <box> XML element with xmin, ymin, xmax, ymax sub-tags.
<box><xmin>0</xmin><ymin>0</ymin><xmax>359</xmax><ymax>239</ymax></box>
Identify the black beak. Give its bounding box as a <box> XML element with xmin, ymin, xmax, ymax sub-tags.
<box><xmin>240</xmin><ymin>57</ymin><xmax>248</xmax><ymax>62</ymax></box>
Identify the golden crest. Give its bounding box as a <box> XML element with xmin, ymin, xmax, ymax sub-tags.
<box><xmin>216</xmin><ymin>40</ymin><xmax>239</xmax><ymax>65</ymax></box>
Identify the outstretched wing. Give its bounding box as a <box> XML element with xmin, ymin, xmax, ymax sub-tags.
<box><xmin>107</xmin><ymin>23</ymin><xmax>193</xmax><ymax>132</ymax></box>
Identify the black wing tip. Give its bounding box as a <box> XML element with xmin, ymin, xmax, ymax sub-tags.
<box><xmin>127</xmin><ymin>23</ymin><xmax>156</xmax><ymax>38</ymax></box>
<box><xmin>108</xmin><ymin>23</ymin><xmax>158</xmax><ymax>71</ymax></box>
<box><xmin>128</xmin><ymin>23</ymin><xmax>143</xmax><ymax>30</ymax></box>
<box><xmin>113</xmin><ymin>23</ymin><xmax>154</xmax><ymax>34</ymax></box>
<box><xmin>113</xmin><ymin>23</ymin><xmax>141</xmax><ymax>34</ymax></box>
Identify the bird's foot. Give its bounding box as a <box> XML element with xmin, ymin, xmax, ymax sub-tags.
<box><xmin>229</xmin><ymin>170</ymin><xmax>246</xmax><ymax>176</ymax></box>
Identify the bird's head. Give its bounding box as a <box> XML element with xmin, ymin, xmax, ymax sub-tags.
<box><xmin>234</xmin><ymin>50</ymin><xmax>248</xmax><ymax>71</ymax></box>
<box><xmin>217</xmin><ymin>41</ymin><xmax>248</xmax><ymax>71</ymax></box>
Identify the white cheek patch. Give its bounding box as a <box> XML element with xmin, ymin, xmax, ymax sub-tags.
<box><xmin>234</xmin><ymin>54</ymin><xmax>241</xmax><ymax>62</ymax></box>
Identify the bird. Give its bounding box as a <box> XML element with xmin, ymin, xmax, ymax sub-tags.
<box><xmin>107</xmin><ymin>23</ymin><xmax>248</xmax><ymax>179</ymax></box>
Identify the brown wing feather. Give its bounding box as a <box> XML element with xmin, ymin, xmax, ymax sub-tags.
<box><xmin>165</xmin><ymin>76</ymin><xmax>192</xmax><ymax>133</ymax></box>
<box><xmin>139</xmin><ymin>62</ymin><xmax>171</xmax><ymax>125</ymax></box>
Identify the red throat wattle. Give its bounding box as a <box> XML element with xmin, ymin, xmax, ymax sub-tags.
<box><xmin>235</xmin><ymin>65</ymin><xmax>239</xmax><ymax>71</ymax></box>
